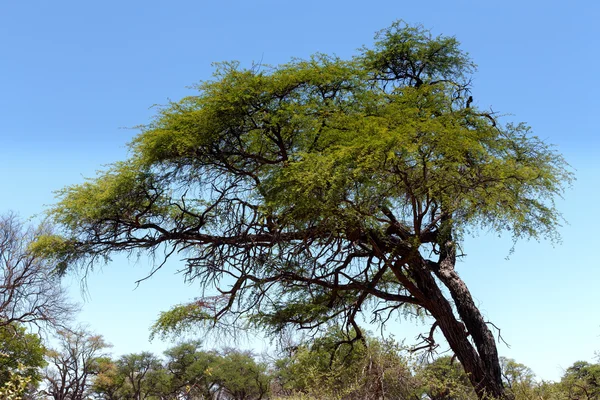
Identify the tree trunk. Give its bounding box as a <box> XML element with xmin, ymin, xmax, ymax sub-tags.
<box><xmin>398</xmin><ymin>248</ymin><xmax>507</xmax><ymax>400</ymax></box>
<box><xmin>434</xmin><ymin>243</ymin><xmax>506</xmax><ymax>399</ymax></box>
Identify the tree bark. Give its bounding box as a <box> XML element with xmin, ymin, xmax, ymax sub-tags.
<box><xmin>397</xmin><ymin>247</ymin><xmax>507</xmax><ymax>399</ymax></box>
<box><xmin>434</xmin><ymin>242</ymin><xmax>505</xmax><ymax>399</ymax></box>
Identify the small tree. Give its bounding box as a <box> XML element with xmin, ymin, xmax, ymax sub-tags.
<box><xmin>43</xmin><ymin>328</ymin><xmax>110</xmax><ymax>400</ymax></box>
<box><xmin>163</xmin><ymin>341</ymin><xmax>218</xmax><ymax>399</ymax></box>
<box><xmin>0</xmin><ymin>324</ymin><xmax>46</xmax><ymax>394</ymax></box>
<box><xmin>559</xmin><ymin>361</ymin><xmax>600</xmax><ymax>400</ymax></box>
<box><xmin>274</xmin><ymin>329</ymin><xmax>415</xmax><ymax>400</ymax></box>
<box><xmin>499</xmin><ymin>357</ymin><xmax>538</xmax><ymax>400</ymax></box>
<box><xmin>416</xmin><ymin>356</ymin><xmax>477</xmax><ymax>400</ymax></box>
<box><xmin>0</xmin><ymin>213</ymin><xmax>76</xmax><ymax>330</ymax></box>
<box><xmin>90</xmin><ymin>357</ymin><xmax>127</xmax><ymax>400</ymax></box>
<box><xmin>212</xmin><ymin>350</ymin><xmax>270</xmax><ymax>400</ymax></box>
<box><xmin>116</xmin><ymin>352</ymin><xmax>163</xmax><ymax>400</ymax></box>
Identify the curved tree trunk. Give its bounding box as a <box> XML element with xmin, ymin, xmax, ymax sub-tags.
<box><xmin>434</xmin><ymin>242</ymin><xmax>505</xmax><ymax>399</ymax></box>
<box><xmin>395</xmin><ymin>244</ymin><xmax>507</xmax><ymax>399</ymax></box>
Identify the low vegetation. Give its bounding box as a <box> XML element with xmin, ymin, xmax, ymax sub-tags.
<box><xmin>6</xmin><ymin>327</ymin><xmax>597</xmax><ymax>399</ymax></box>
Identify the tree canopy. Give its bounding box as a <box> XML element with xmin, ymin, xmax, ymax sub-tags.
<box><xmin>43</xmin><ymin>328</ymin><xmax>111</xmax><ymax>400</ymax></box>
<box><xmin>0</xmin><ymin>323</ymin><xmax>46</xmax><ymax>392</ymax></box>
<box><xmin>37</xmin><ymin>21</ymin><xmax>571</xmax><ymax>399</ymax></box>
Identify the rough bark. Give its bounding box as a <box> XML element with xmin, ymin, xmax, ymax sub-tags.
<box><xmin>432</xmin><ymin>243</ymin><xmax>506</xmax><ymax>399</ymax></box>
<box><xmin>394</xmin><ymin>245</ymin><xmax>506</xmax><ymax>400</ymax></box>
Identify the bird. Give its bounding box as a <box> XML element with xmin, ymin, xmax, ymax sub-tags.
<box><xmin>466</xmin><ymin>95</ymin><xmax>473</xmax><ymax>108</ymax></box>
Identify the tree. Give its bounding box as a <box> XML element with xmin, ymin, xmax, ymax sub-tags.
<box><xmin>116</xmin><ymin>352</ymin><xmax>163</xmax><ymax>400</ymax></box>
<box><xmin>90</xmin><ymin>354</ymin><xmax>168</xmax><ymax>400</ymax></box>
<box><xmin>0</xmin><ymin>366</ymin><xmax>34</xmax><ymax>400</ymax></box>
<box><xmin>499</xmin><ymin>357</ymin><xmax>538</xmax><ymax>400</ymax></box>
<box><xmin>559</xmin><ymin>361</ymin><xmax>600</xmax><ymax>400</ymax></box>
<box><xmin>416</xmin><ymin>356</ymin><xmax>477</xmax><ymax>400</ymax></box>
<box><xmin>90</xmin><ymin>357</ymin><xmax>127</xmax><ymax>400</ymax></box>
<box><xmin>0</xmin><ymin>213</ymin><xmax>76</xmax><ymax>330</ymax></box>
<box><xmin>43</xmin><ymin>328</ymin><xmax>111</xmax><ymax>400</ymax></box>
<box><xmin>212</xmin><ymin>350</ymin><xmax>270</xmax><ymax>400</ymax></box>
<box><xmin>0</xmin><ymin>324</ymin><xmax>46</xmax><ymax>392</ymax></box>
<box><xmin>274</xmin><ymin>329</ymin><xmax>415</xmax><ymax>399</ymax></box>
<box><xmin>140</xmin><ymin>365</ymin><xmax>172</xmax><ymax>400</ymax></box>
<box><xmin>38</xmin><ymin>21</ymin><xmax>571</xmax><ymax>399</ymax></box>
<box><xmin>163</xmin><ymin>340</ymin><xmax>218</xmax><ymax>399</ymax></box>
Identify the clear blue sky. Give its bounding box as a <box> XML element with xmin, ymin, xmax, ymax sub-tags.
<box><xmin>1</xmin><ymin>0</ymin><xmax>598</xmax><ymax>381</ymax></box>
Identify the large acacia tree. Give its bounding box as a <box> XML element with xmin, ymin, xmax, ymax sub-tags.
<box><xmin>38</xmin><ymin>22</ymin><xmax>570</xmax><ymax>399</ymax></box>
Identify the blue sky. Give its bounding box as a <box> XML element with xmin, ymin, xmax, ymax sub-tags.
<box><xmin>1</xmin><ymin>0</ymin><xmax>598</xmax><ymax>381</ymax></box>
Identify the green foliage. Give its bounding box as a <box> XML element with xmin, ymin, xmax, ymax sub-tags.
<box><xmin>88</xmin><ymin>343</ymin><xmax>269</xmax><ymax>400</ymax></box>
<box><xmin>274</xmin><ymin>329</ymin><xmax>414</xmax><ymax>400</ymax></box>
<box><xmin>81</xmin><ymin>334</ymin><xmax>600</xmax><ymax>400</ymax></box>
<box><xmin>500</xmin><ymin>357</ymin><xmax>538</xmax><ymax>399</ymax></box>
<box><xmin>28</xmin><ymin>234</ymin><xmax>81</xmax><ymax>276</ymax></box>
<box><xmin>415</xmin><ymin>355</ymin><xmax>478</xmax><ymax>400</ymax></box>
<box><xmin>163</xmin><ymin>340</ymin><xmax>218</xmax><ymax>399</ymax></box>
<box><xmin>0</xmin><ymin>364</ymin><xmax>31</xmax><ymax>400</ymax></box>
<box><xmin>92</xmin><ymin>357</ymin><xmax>127</xmax><ymax>400</ymax></box>
<box><xmin>275</xmin><ymin>334</ymin><xmax>367</xmax><ymax>398</ymax></box>
<box><xmin>0</xmin><ymin>324</ymin><xmax>45</xmax><ymax>389</ymax></box>
<box><xmin>415</xmin><ymin>355</ymin><xmax>559</xmax><ymax>400</ymax></box>
<box><xmin>143</xmin><ymin>366</ymin><xmax>173</xmax><ymax>399</ymax></box>
<box><xmin>363</xmin><ymin>21</ymin><xmax>475</xmax><ymax>86</ymax></box>
<box><xmin>212</xmin><ymin>350</ymin><xmax>271</xmax><ymax>400</ymax></box>
<box><xmin>42</xmin><ymin>20</ymin><xmax>571</xmax><ymax>271</ymax></box>
<box><xmin>116</xmin><ymin>351</ymin><xmax>163</xmax><ymax>400</ymax></box>
<box><xmin>559</xmin><ymin>361</ymin><xmax>600</xmax><ymax>400</ymax></box>
<box><xmin>150</xmin><ymin>302</ymin><xmax>215</xmax><ymax>340</ymax></box>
